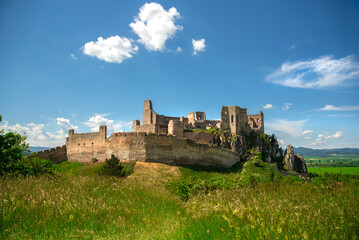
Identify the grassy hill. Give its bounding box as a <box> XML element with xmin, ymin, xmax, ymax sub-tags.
<box><xmin>1</xmin><ymin>161</ymin><xmax>358</xmax><ymax>239</ymax></box>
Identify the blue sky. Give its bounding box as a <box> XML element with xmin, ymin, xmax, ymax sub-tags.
<box><xmin>1</xmin><ymin>0</ymin><xmax>359</xmax><ymax>148</ymax></box>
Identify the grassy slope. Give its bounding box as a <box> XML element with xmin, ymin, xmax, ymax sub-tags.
<box><xmin>1</xmin><ymin>161</ymin><xmax>358</xmax><ymax>239</ymax></box>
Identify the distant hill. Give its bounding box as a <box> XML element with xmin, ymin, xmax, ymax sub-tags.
<box><xmin>294</xmin><ymin>147</ymin><xmax>359</xmax><ymax>157</ymax></box>
<box><xmin>29</xmin><ymin>147</ymin><xmax>50</xmax><ymax>153</ymax></box>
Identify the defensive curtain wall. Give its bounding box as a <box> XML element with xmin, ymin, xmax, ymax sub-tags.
<box><xmin>36</xmin><ymin>125</ymin><xmax>240</xmax><ymax>168</ymax></box>
<box><xmin>36</xmin><ymin>100</ymin><xmax>264</xmax><ymax>168</ymax></box>
<box><xmin>65</xmin><ymin>126</ymin><xmax>240</xmax><ymax>168</ymax></box>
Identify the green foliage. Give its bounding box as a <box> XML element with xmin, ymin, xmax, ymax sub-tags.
<box><xmin>284</xmin><ymin>175</ymin><xmax>303</xmax><ymax>184</ymax></box>
<box><xmin>167</xmin><ymin>176</ymin><xmax>237</xmax><ymax>200</ymax></box>
<box><xmin>1</xmin><ymin>163</ymin><xmax>358</xmax><ymax>239</ymax></box>
<box><xmin>0</xmin><ymin>121</ymin><xmax>56</xmax><ymax>176</ymax></box>
<box><xmin>0</xmin><ymin>130</ymin><xmax>29</xmax><ymax>174</ymax></box>
<box><xmin>96</xmin><ymin>155</ymin><xmax>128</xmax><ymax>177</ymax></box>
<box><xmin>310</xmin><ymin>172</ymin><xmax>359</xmax><ymax>186</ymax></box>
<box><xmin>16</xmin><ymin>155</ymin><xmax>57</xmax><ymax>176</ymax></box>
<box><xmin>239</xmin><ymin>161</ymin><xmax>283</xmax><ymax>186</ymax></box>
<box><xmin>308</xmin><ymin>166</ymin><xmax>359</xmax><ymax>175</ymax></box>
<box><xmin>91</xmin><ymin>157</ymin><xmax>99</xmax><ymax>163</ymax></box>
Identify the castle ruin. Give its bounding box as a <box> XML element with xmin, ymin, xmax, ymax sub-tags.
<box><xmin>132</xmin><ymin>100</ymin><xmax>264</xmax><ymax>136</ymax></box>
<box><xmin>37</xmin><ymin>100</ymin><xmax>264</xmax><ymax>168</ymax></box>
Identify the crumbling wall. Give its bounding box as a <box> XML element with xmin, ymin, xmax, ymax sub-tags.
<box><xmin>65</xmin><ymin>129</ymin><xmax>239</xmax><ymax>168</ymax></box>
<box><xmin>144</xmin><ymin>135</ymin><xmax>240</xmax><ymax>168</ymax></box>
<box><xmin>183</xmin><ymin>131</ymin><xmax>214</xmax><ymax>145</ymax></box>
<box><xmin>168</xmin><ymin>120</ymin><xmax>184</xmax><ymax>138</ymax></box>
<box><xmin>248</xmin><ymin>111</ymin><xmax>264</xmax><ymax>133</ymax></box>
<box><xmin>106</xmin><ymin>132</ymin><xmax>146</xmax><ymax>161</ymax></box>
<box><xmin>221</xmin><ymin>106</ymin><xmax>248</xmax><ymax>135</ymax></box>
<box><xmin>36</xmin><ymin>145</ymin><xmax>67</xmax><ymax>164</ymax></box>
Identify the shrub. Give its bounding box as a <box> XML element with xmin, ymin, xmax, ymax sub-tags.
<box><xmin>96</xmin><ymin>155</ymin><xmax>127</xmax><ymax>177</ymax></box>
<box><xmin>2</xmin><ymin>154</ymin><xmax>56</xmax><ymax>176</ymax></box>
<box><xmin>91</xmin><ymin>158</ymin><xmax>99</xmax><ymax>163</ymax></box>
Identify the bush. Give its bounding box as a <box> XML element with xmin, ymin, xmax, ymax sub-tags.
<box><xmin>1</xmin><ymin>154</ymin><xmax>56</xmax><ymax>176</ymax></box>
<box><xmin>96</xmin><ymin>155</ymin><xmax>127</xmax><ymax>177</ymax></box>
<box><xmin>167</xmin><ymin>176</ymin><xmax>237</xmax><ymax>200</ymax></box>
<box><xmin>91</xmin><ymin>158</ymin><xmax>99</xmax><ymax>163</ymax></box>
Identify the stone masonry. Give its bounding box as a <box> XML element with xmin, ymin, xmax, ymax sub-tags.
<box><xmin>37</xmin><ymin>100</ymin><xmax>265</xmax><ymax>168</ymax></box>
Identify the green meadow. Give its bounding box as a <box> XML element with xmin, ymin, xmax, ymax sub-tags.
<box><xmin>1</xmin><ymin>161</ymin><xmax>358</xmax><ymax>239</ymax></box>
<box><xmin>308</xmin><ymin>166</ymin><xmax>359</xmax><ymax>175</ymax></box>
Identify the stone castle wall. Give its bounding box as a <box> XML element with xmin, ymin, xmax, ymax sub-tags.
<box><xmin>64</xmin><ymin>127</ymin><xmax>240</xmax><ymax>168</ymax></box>
<box><xmin>36</xmin><ymin>145</ymin><xmax>67</xmax><ymax>164</ymax></box>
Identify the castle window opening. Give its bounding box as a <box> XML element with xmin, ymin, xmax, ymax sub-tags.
<box><xmin>231</xmin><ymin>115</ymin><xmax>234</xmax><ymax>123</ymax></box>
<box><xmin>83</xmin><ymin>143</ymin><xmax>85</xmax><ymax>146</ymax></box>
<box><xmin>78</xmin><ymin>143</ymin><xmax>80</xmax><ymax>146</ymax></box>
<box><xmin>92</xmin><ymin>142</ymin><xmax>94</xmax><ymax>145</ymax></box>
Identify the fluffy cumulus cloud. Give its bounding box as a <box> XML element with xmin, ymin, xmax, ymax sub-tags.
<box><xmin>56</xmin><ymin>117</ymin><xmax>79</xmax><ymax>137</ymax></box>
<box><xmin>266</xmin><ymin>119</ymin><xmax>307</xmax><ymax>138</ymax></box>
<box><xmin>192</xmin><ymin>39</ymin><xmax>206</xmax><ymax>55</ymax></box>
<box><xmin>319</xmin><ymin>105</ymin><xmax>359</xmax><ymax>111</ymax></box>
<box><xmin>311</xmin><ymin>131</ymin><xmax>343</xmax><ymax>146</ymax></box>
<box><xmin>266</xmin><ymin>55</ymin><xmax>359</xmax><ymax>89</ymax></box>
<box><xmin>263</xmin><ymin>104</ymin><xmax>273</xmax><ymax>109</ymax></box>
<box><xmin>83</xmin><ymin>36</ymin><xmax>138</xmax><ymax>64</ymax></box>
<box><xmin>302</xmin><ymin>130</ymin><xmax>314</xmax><ymax>135</ymax></box>
<box><xmin>282</xmin><ymin>103</ymin><xmax>292</xmax><ymax>111</ymax></box>
<box><xmin>278</xmin><ymin>139</ymin><xmax>286</xmax><ymax>145</ymax></box>
<box><xmin>130</xmin><ymin>2</ymin><xmax>182</xmax><ymax>51</ymax></box>
<box><xmin>84</xmin><ymin>114</ymin><xmax>132</xmax><ymax>133</ymax></box>
<box><xmin>0</xmin><ymin>118</ymin><xmax>78</xmax><ymax>147</ymax></box>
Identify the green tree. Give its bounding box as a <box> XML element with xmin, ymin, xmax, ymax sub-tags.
<box><xmin>0</xmin><ymin>129</ymin><xmax>29</xmax><ymax>174</ymax></box>
<box><xmin>0</xmin><ymin>115</ymin><xmax>55</xmax><ymax>176</ymax></box>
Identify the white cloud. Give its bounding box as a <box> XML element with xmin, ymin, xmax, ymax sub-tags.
<box><xmin>263</xmin><ymin>104</ymin><xmax>273</xmax><ymax>109</ymax></box>
<box><xmin>311</xmin><ymin>131</ymin><xmax>343</xmax><ymax>146</ymax></box>
<box><xmin>84</xmin><ymin>114</ymin><xmax>132</xmax><ymax>133</ymax></box>
<box><xmin>176</xmin><ymin>46</ymin><xmax>182</xmax><ymax>52</ymax></box>
<box><xmin>192</xmin><ymin>39</ymin><xmax>206</xmax><ymax>55</ymax></box>
<box><xmin>130</xmin><ymin>2</ymin><xmax>182</xmax><ymax>51</ymax></box>
<box><xmin>266</xmin><ymin>55</ymin><xmax>359</xmax><ymax>89</ymax></box>
<box><xmin>0</xmin><ymin>121</ymin><xmax>65</xmax><ymax>147</ymax></box>
<box><xmin>56</xmin><ymin>117</ymin><xmax>79</xmax><ymax>137</ymax></box>
<box><xmin>83</xmin><ymin>36</ymin><xmax>138</xmax><ymax>64</ymax></box>
<box><xmin>266</xmin><ymin>119</ymin><xmax>308</xmax><ymax>138</ymax></box>
<box><xmin>302</xmin><ymin>130</ymin><xmax>314</xmax><ymax>135</ymax></box>
<box><xmin>278</xmin><ymin>139</ymin><xmax>286</xmax><ymax>145</ymax></box>
<box><xmin>325</xmin><ymin>131</ymin><xmax>343</xmax><ymax>139</ymax></box>
<box><xmin>304</xmin><ymin>136</ymin><xmax>312</xmax><ymax>140</ymax></box>
<box><xmin>70</xmin><ymin>53</ymin><xmax>77</xmax><ymax>60</ymax></box>
<box><xmin>318</xmin><ymin>105</ymin><xmax>359</xmax><ymax>111</ymax></box>
<box><xmin>282</xmin><ymin>103</ymin><xmax>292</xmax><ymax>111</ymax></box>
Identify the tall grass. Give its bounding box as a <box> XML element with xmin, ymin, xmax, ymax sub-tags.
<box><xmin>1</xmin><ymin>161</ymin><xmax>358</xmax><ymax>239</ymax></box>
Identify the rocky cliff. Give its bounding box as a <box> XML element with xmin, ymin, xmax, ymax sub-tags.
<box><xmin>208</xmin><ymin>128</ymin><xmax>307</xmax><ymax>176</ymax></box>
<box><xmin>283</xmin><ymin>145</ymin><xmax>308</xmax><ymax>176</ymax></box>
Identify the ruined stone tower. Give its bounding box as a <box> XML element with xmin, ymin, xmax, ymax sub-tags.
<box><xmin>220</xmin><ymin>106</ymin><xmax>249</xmax><ymax>135</ymax></box>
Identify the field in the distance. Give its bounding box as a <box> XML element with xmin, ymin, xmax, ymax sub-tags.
<box><xmin>1</xmin><ymin>161</ymin><xmax>358</xmax><ymax>239</ymax></box>
<box><xmin>308</xmin><ymin>166</ymin><xmax>359</xmax><ymax>175</ymax></box>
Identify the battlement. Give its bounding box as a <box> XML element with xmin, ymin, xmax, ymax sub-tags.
<box><xmin>36</xmin><ymin>145</ymin><xmax>67</xmax><ymax>164</ymax></box>
<box><xmin>40</xmin><ymin>100</ymin><xmax>264</xmax><ymax>168</ymax></box>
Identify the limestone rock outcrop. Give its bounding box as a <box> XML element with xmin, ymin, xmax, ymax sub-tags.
<box><xmin>283</xmin><ymin>145</ymin><xmax>308</xmax><ymax>176</ymax></box>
